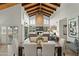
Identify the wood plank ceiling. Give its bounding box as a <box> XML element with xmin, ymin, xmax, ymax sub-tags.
<box><xmin>0</xmin><ymin>3</ymin><xmax>16</xmax><ymax>10</ymax></box>
<box><xmin>22</xmin><ymin>3</ymin><xmax>60</xmax><ymax>17</ymax></box>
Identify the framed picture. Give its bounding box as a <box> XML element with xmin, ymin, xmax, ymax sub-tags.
<box><xmin>68</xmin><ymin>17</ymin><xmax>78</xmax><ymax>38</ymax></box>
<box><xmin>63</xmin><ymin>25</ymin><xmax>67</xmax><ymax>35</ymax></box>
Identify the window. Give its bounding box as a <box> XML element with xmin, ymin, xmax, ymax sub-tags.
<box><xmin>44</xmin><ymin>16</ymin><xmax>50</xmax><ymax>25</ymax></box>
<box><xmin>29</xmin><ymin>16</ymin><xmax>35</xmax><ymax>25</ymax></box>
<box><xmin>43</xmin><ymin>16</ymin><xmax>50</xmax><ymax>32</ymax></box>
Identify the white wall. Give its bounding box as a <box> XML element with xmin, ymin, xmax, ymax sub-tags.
<box><xmin>59</xmin><ymin>18</ymin><xmax>67</xmax><ymax>40</ymax></box>
<box><xmin>0</xmin><ymin>4</ymin><xmax>22</xmax><ymax>55</ymax></box>
<box><xmin>50</xmin><ymin>3</ymin><xmax>79</xmax><ymax>42</ymax></box>
<box><xmin>21</xmin><ymin>6</ymin><xmax>29</xmax><ymax>46</ymax></box>
<box><xmin>0</xmin><ymin>4</ymin><xmax>21</xmax><ymax>26</ymax></box>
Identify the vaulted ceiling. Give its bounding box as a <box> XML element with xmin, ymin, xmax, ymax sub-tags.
<box><xmin>0</xmin><ymin>3</ymin><xmax>60</xmax><ymax>17</ymax></box>
<box><xmin>22</xmin><ymin>3</ymin><xmax>60</xmax><ymax>17</ymax></box>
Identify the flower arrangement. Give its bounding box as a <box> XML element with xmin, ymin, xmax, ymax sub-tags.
<box><xmin>36</xmin><ymin>33</ymin><xmax>44</xmax><ymax>47</ymax></box>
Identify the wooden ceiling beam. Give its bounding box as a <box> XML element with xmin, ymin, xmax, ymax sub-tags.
<box><xmin>24</xmin><ymin>3</ymin><xmax>40</xmax><ymax>10</ymax></box>
<box><xmin>42</xmin><ymin>3</ymin><xmax>56</xmax><ymax>11</ymax></box>
<box><xmin>0</xmin><ymin>3</ymin><xmax>6</xmax><ymax>5</ymax></box>
<box><xmin>41</xmin><ymin>5</ymin><xmax>54</xmax><ymax>12</ymax></box>
<box><xmin>22</xmin><ymin>3</ymin><xmax>31</xmax><ymax>6</ymax></box>
<box><xmin>28</xmin><ymin>13</ymin><xmax>36</xmax><ymax>16</ymax></box>
<box><xmin>42</xmin><ymin>13</ymin><xmax>50</xmax><ymax>17</ymax></box>
<box><xmin>28</xmin><ymin>12</ymin><xmax>51</xmax><ymax>17</ymax></box>
<box><xmin>28</xmin><ymin>10</ymin><xmax>51</xmax><ymax>15</ymax></box>
<box><xmin>41</xmin><ymin>11</ymin><xmax>51</xmax><ymax>16</ymax></box>
<box><xmin>43</xmin><ymin>3</ymin><xmax>57</xmax><ymax>9</ymax></box>
<box><xmin>29</xmin><ymin>14</ymin><xmax>36</xmax><ymax>17</ymax></box>
<box><xmin>23</xmin><ymin>3</ymin><xmax>38</xmax><ymax>8</ymax></box>
<box><xmin>29</xmin><ymin>13</ymin><xmax>50</xmax><ymax>17</ymax></box>
<box><xmin>25</xmin><ymin>6</ymin><xmax>39</xmax><ymax>12</ymax></box>
<box><xmin>28</xmin><ymin>11</ymin><xmax>51</xmax><ymax>17</ymax></box>
<box><xmin>41</xmin><ymin>8</ymin><xmax>53</xmax><ymax>13</ymax></box>
<box><xmin>28</xmin><ymin>10</ymin><xmax>38</xmax><ymax>15</ymax></box>
<box><xmin>29</xmin><ymin>13</ymin><xmax>37</xmax><ymax>17</ymax></box>
<box><xmin>26</xmin><ymin>7</ymin><xmax>39</xmax><ymax>13</ymax></box>
<box><xmin>22</xmin><ymin>3</ymin><xmax>60</xmax><ymax>17</ymax></box>
<box><xmin>29</xmin><ymin>11</ymin><xmax>50</xmax><ymax>17</ymax></box>
<box><xmin>42</xmin><ymin>9</ymin><xmax>52</xmax><ymax>15</ymax></box>
<box><xmin>28</xmin><ymin>11</ymin><xmax>38</xmax><ymax>16</ymax></box>
<box><xmin>50</xmin><ymin>3</ymin><xmax>60</xmax><ymax>7</ymax></box>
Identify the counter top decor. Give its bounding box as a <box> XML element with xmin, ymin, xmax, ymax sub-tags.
<box><xmin>36</xmin><ymin>33</ymin><xmax>44</xmax><ymax>47</ymax></box>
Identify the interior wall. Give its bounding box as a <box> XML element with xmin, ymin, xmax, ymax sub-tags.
<box><xmin>0</xmin><ymin>4</ymin><xmax>21</xmax><ymax>55</ymax></box>
<box><xmin>21</xmin><ymin>6</ymin><xmax>29</xmax><ymax>45</ymax></box>
<box><xmin>59</xmin><ymin>18</ymin><xmax>67</xmax><ymax>40</ymax></box>
<box><xmin>50</xmin><ymin>3</ymin><xmax>79</xmax><ymax>42</ymax></box>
